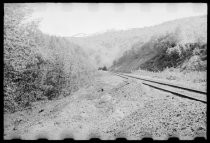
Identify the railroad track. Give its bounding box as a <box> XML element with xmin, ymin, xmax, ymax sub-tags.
<box><xmin>112</xmin><ymin>72</ymin><xmax>207</xmax><ymax>104</ymax></box>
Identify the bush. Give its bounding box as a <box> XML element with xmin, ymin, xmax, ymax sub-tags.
<box><xmin>98</xmin><ymin>66</ymin><xmax>107</xmax><ymax>71</ymax></box>
<box><xmin>4</xmin><ymin>4</ymin><xmax>94</xmax><ymax>113</ymax></box>
<box><xmin>139</xmin><ymin>32</ymin><xmax>206</xmax><ymax>72</ymax></box>
<box><xmin>102</xmin><ymin>66</ymin><xmax>107</xmax><ymax>71</ymax></box>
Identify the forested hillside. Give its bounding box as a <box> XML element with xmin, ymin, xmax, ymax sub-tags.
<box><xmin>4</xmin><ymin>4</ymin><xmax>95</xmax><ymax>113</ymax></box>
<box><xmin>68</xmin><ymin>15</ymin><xmax>206</xmax><ymax>72</ymax></box>
<box><xmin>110</xmin><ymin>15</ymin><xmax>207</xmax><ymax>72</ymax></box>
<box><xmin>68</xmin><ymin>28</ymin><xmax>151</xmax><ymax>67</ymax></box>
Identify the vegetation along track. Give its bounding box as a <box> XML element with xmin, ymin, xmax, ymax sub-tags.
<box><xmin>112</xmin><ymin>72</ymin><xmax>207</xmax><ymax>104</ymax></box>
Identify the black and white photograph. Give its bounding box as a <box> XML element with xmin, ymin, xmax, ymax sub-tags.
<box><xmin>4</xmin><ymin>3</ymin><xmax>207</xmax><ymax>140</ymax></box>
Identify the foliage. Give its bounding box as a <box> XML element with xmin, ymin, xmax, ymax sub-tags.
<box><xmin>69</xmin><ymin>15</ymin><xmax>206</xmax><ymax>68</ymax></box>
<box><xmin>98</xmin><ymin>66</ymin><xmax>107</xmax><ymax>71</ymax></box>
<box><xmin>4</xmin><ymin>4</ymin><xmax>94</xmax><ymax>113</ymax></box>
<box><xmin>111</xmin><ymin>27</ymin><xmax>207</xmax><ymax>72</ymax></box>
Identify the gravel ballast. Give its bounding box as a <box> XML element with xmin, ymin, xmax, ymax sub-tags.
<box><xmin>4</xmin><ymin>71</ymin><xmax>206</xmax><ymax>140</ymax></box>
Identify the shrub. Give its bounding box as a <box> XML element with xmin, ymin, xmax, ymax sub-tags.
<box><xmin>139</xmin><ymin>32</ymin><xmax>207</xmax><ymax>72</ymax></box>
<box><xmin>4</xmin><ymin>4</ymin><xmax>94</xmax><ymax>113</ymax></box>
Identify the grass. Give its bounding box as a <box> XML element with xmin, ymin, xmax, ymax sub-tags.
<box><xmin>133</xmin><ymin>68</ymin><xmax>206</xmax><ymax>91</ymax></box>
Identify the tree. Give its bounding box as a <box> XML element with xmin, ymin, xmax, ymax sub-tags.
<box><xmin>102</xmin><ymin>66</ymin><xmax>107</xmax><ymax>71</ymax></box>
<box><xmin>4</xmin><ymin>4</ymin><xmax>95</xmax><ymax>113</ymax></box>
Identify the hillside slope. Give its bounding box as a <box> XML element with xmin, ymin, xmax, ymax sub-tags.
<box><xmin>68</xmin><ymin>15</ymin><xmax>207</xmax><ymax>69</ymax></box>
<box><xmin>110</xmin><ymin>15</ymin><xmax>207</xmax><ymax>72</ymax></box>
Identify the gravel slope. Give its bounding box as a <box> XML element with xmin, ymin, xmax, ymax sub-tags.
<box><xmin>4</xmin><ymin>71</ymin><xmax>206</xmax><ymax>140</ymax></box>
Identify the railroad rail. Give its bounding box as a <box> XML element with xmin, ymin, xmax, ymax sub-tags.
<box><xmin>113</xmin><ymin>72</ymin><xmax>207</xmax><ymax>104</ymax></box>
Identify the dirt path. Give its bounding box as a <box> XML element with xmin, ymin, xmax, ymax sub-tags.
<box><xmin>4</xmin><ymin>71</ymin><xmax>206</xmax><ymax>140</ymax></box>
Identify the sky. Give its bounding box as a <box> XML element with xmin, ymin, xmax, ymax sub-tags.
<box><xmin>29</xmin><ymin>3</ymin><xmax>207</xmax><ymax>37</ymax></box>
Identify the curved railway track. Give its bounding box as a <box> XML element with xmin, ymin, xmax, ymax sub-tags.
<box><xmin>112</xmin><ymin>72</ymin><xmax>207</xmax><ymax>104</ymax></box>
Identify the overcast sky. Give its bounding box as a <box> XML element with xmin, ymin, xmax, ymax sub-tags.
<box><xmin>29</xmin><ymin>3</ymin><xmax>207</xmax><ymax>37</ymax></box>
